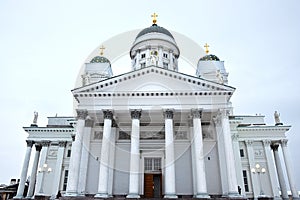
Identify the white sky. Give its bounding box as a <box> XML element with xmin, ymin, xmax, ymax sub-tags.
<box><xmin>0</xmin><ymin>0</ymin><xmax>299</xmax><ymax>188</ymax></box>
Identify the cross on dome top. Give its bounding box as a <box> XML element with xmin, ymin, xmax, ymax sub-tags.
<box><xmin>204</xmin><ymin>43</ymin><xmax>210</xmax><ymax>54</ymax></box>
<box><xmin>151</xmin><ymin>12</ymin><xmax>158</xmax><ymax>25</ymax></box>
<box><xmin>99</xmin><ymin>45</ymin><xmax>105</xmax><ymax>55</ymax></box>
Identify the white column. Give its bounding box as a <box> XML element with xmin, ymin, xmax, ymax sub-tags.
<box><xmin>218</xmin><ymin>109</ymin><xmax>240</xmax><ymax>197</ymax></box>
<box><xmin>191</xmin><ymin>109</ymin><xmax>210</xmax><ymax>198</ymax></box>
<box><xmin>108</xmin><ymin>123</ymin><xmax>117</xmax><ymax>197</ymax></box>
<box><xmin>263</xmin><ymin>140</ymin><xmax>280</xmax><ymax>199</ymax></box>
<box><xmin>50</xmin><ymin>141</ymin><xmax>67</xmax><ymax>199</ymax></box>
<box><xmin>232</xmin><ymin>132</ymin><xmax>245</xmax><ymax>196</ymax></box>
<box><xmin>95</xmin><ymin>110</ymin><xmax>113</xmax><ymax>198</ymax></box>
<box><xmin>146</xmin><ymin>47</ymin><xmax>150</xmax><ymax>67</ymax></box>
<box><xmin>245</xmin><ymin>140</ymin><xmax>259</xmax><ymax>199</ymax></box>
<box><xmin>35</xmin><ymin>141</ymin><xmax>51</xmax><ymax>195</ymax></box>
<box><xmin>26</xmin><ymin>143</ymin><xmax>42</xmax><ymax>198</ymax></box>
<box><xmin>78</xmin><ymin>116</ymin><xmax>93</xmax><ymax>196</ymax></box>
<box><xmin>169</xmin><ymin>50</ymin><xmax>174</xmax><ymax>70</ymax></box>
<box><xmin>158</xmin><ymin>46</ymin><xmax>163</xmax><ymax>68</ymax></box>
<box><xmin>281</xmin><ymin>140</ymin><xmax>299</xmax><ymax>199</ymax></box>
<box><xmin>214</xmin><ymin>117</ymin><xmax>228</xmax><ymax>195</ymax></box>
<box><xmin>127</xmin><ymin>110</ymin><xmax>142</xmax><ymax>198</ymax></box>
<box><xmin>14</xmin><ymin>140</ymin><xmax>34</xmax><ymax>199</ymax></box>
<box><xmin>65</xmin><ymin>109</ymin><xmax>87</xmax><ymax>196</ymax></box>
<box><xmin>163</xmin><ymin>109</ymin><xmax>178</xmax><ymax>198</ymax></box>
<box><xmin>271</xmin><ymin>143</ymin><xmax>289</xmax><ymax>200</ymax></box>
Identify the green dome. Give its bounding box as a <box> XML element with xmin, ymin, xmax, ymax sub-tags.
<box><xmin>90</xmin><ymin>56</ymin><xmax>110</xmax><ymax>63</ymax></box>
<box><xmin>199</xmin><ymin>54</ymin><xmax>220</xmax><ymax>61</ymax></box>
<box><xmin>136</xmin><ymin>24</ymin><xmax>174</xmax><ymax>39</ymax></box>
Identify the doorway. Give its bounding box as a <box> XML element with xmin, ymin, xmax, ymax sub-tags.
<box><xmin>144</xmin><ymin>173</ymin><xmax>162</xmax><ymax>198</ymax></box>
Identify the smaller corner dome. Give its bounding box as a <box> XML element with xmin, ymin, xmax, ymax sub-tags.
<box><xmin>136</xmin><ymin>24</ymin><xmax>174</xmax><ymax>39</ymax></box>
<box><xmin>90</xmin><ymin>56</ymin><xmax>110</xmax><ymax>63</ymax></box>
<box><xmin>199</xmin><ymin>54</ymin><xmax>220</xmax><ymax>61</ymax></box>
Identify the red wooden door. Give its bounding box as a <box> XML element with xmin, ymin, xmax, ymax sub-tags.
<box><xmin>144</xmin><ymin>174</ymin><xmax>154</xmax><ymax>198</ymax></box>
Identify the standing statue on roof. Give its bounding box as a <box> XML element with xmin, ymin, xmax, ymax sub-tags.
<box><xmin>33</xmin><ymin>111</ymin><xmax>38</xmax><ymax>124</ymax></box>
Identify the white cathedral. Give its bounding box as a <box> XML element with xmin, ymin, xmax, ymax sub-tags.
<box><xmin>14</xmin><ymin>15</ymin><xmax>298</xmax><ymax>200</ymax></box>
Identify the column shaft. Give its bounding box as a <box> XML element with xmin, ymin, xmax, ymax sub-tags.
<box><xmin>263</xmin><ymin>140</ymin><xmax>280</xmax><ymax>199</ymax></box>
<box><xmin>14</xmin><ymin>140</ymin><xmax>34</xmax><ymax>199</ymax></box>
<box><xmin>245</xmin><ymin>140</ymin><xmax>259</xmax><ymax>199</ymax></box>
<box><xmin>108</xmin><ymin>126</ymin><xmax>117</xmax><ymax>196</ymax></box>
<box><xmin>164</xmin><ymin>110</ymin><xmax>177</xmax><ymax>198</ymax></box>
<box><xmin>78</xmin><ymin>118</ymin><xmax>93</xmax><ymax>195</ymax></box>
<box><xmin>271</xmin><ymin>143</ymin><xmax>288</xmax><ymax>200</ymax></box>
<box><xmin>65</xmin><ymin>109</ymin><xmax>87</xmax><ymax>196</ymax></box>
<box><xmin>127</xmin><ymin>110</ymin><xmax>141</xmax><ymax>198</ymax></box>
<box><xmin>95</xmin><ymin>110</ymin><xmax>113</xmax><ymax>198</ymax></box>
<box><xmin>35</xmin><ymin>141</ymin><xmax>50</xmax><ymax>195</ymax></box>
<box><xmin>26</xmin><ymin>144</ymin><xmax>42</xmax><ymax>198</ymax></box>
<box><xmin>219</xmin><ymin>110</ymin><xmax>239</xmax><ymax>197</ymax></box>
<box><xmin>51</xmin><ymin>141</ymin><xmax>66</xmax><ymax>199</ymax></box>
<box><xmin>191</xmin><ymin>109</ymin><xmax>209</xmax><ymax>198</ymax></box>
<box><xmin>281</xmin><ymin>140</ymin><xmax>299</xmax><ymax>198</ymax></box>
<box><xmin>232</xmin><ymin>133</ymin><xmax>245</xmax><ymax>196</ymax></box>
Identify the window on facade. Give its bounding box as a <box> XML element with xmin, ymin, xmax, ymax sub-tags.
<box><xmin>240</xmin><ymin>149</ymin><xmax>245</xmax><ymax>157</ymax></box>
<box><xmin>67</xmin><ymin>149</ymin><xmax>71</xmax><ymax>157</ymax></box>
<box><xmin>163</xmin><ymin>53</ymin><xmax>168</xmax><ymax>58</ymax></box>
<box><xmin>144</xmin><ymin>158</ymin><xmax>161</xmax><ymax>172</ymax></box>
<box><xmin>63</xmin><ymin>170</ymin><xmax>69</xmax><ymax>191</ymax></box>
<box><xmin>242</xmin><ymin>170</ymin><xmax>249</xmax><ymax>192</ymax></box>
<box><xmin>163</xmin><ymin>62</ymin><xmax>168</xmax><ymax>69</ymax></box>
<box><xmin>141</xmin><ymin>63</ymin><xmax>146</xmax><ymax>68</ymax></box>
<box><xmin>141</xmin><ymin>53</ymin><xmax>146</xmax><ymax>59</ymax></box>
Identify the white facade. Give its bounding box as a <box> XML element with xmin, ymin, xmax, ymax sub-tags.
<box><xmin>14</xmin><ymin>22</ymin><xmax>298</xmax><ymax>200</ymax></box>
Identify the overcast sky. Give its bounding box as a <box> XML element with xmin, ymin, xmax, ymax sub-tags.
<box><xmin>0</xmin><ymin>0</ymin><xmax>299</xmax><ymax>189</ymax></box>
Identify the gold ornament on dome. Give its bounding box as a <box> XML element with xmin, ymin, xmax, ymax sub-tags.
<box><xmin>151</xmin><ymin>12</ymin><xmax>158</xmax><ymax>24</ymax></box>
<box><xmin>204</xmin><ymin>43</ymin><xmax>210</xmax><ymax>54</ymax></box>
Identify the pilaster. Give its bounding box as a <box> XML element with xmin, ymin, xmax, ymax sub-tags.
<box><xmin>51</xmin><ymin>141</ymin><xmax>67</xmax><ymax>199</ymax></box>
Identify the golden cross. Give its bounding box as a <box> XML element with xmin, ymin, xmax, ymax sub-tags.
<box><xmin>151</xmin><ymin>12</ymin><xmax>158</xmax><ymax>24</ymax></box>
<box><xmin>204</xmin><ymin>43</ymin><xmax>210</xmax><ymax>54</ymax></box>
<box><xmin>99</xmin><ymin>45</ymin><xmax>105</xmax><ymax>55</ymax></box>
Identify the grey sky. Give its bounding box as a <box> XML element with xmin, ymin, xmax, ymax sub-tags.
<box><xmin>0</xmin><ymin>0</ymin><xmax>299</xmax><ymax>188</ymax></box>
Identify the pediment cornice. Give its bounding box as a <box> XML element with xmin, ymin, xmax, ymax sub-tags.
<box><xmin>72</xmin><ymin>66</ymin><xmax>235</xmax><ymax>94</ymax></box>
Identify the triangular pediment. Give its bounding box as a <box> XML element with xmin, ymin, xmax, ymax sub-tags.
<box><xmin>72</xmin><ymin>66</ymin><xmax>235</xmax><ymax>95</ymax></box>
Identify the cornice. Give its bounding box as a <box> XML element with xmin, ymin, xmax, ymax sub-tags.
<box><xmin>72</xmin><ymin>66</ymin><xmax>235</xmax><ymax>94</ymax></box>
<box><xmin>237</xmin><ymin>125</ymin><xmax>291</xmax><ymax>132</ymax></box>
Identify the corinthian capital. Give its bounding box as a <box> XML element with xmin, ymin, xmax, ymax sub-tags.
<box><xmin>163</xmin><ymin>109</ymin><xmax>174</xmax><ymax>119</ymax></box>
<box><xmin>26</xmin><ymin>140</ymin><xmax>34</xmax><ymax>147</ymax></box>
<box><xmin>103</xmin><ymin>110</ymin><xmax>113</xmax><ymax>120</ymax></box>
<box><xmin>281</xmin><ymin>139</ymin><xmax>288</xmax><ymax>147</ymax></box>
<box><xmin>76</xmin><ymin>109</ymin><xmax>88</xmax><ymax>120</ymax></box>
<box><xmin>130</xmin><ymin>109</ymin><xmax>142</xmax><ymax>119</ymax></box>
<box><xmin>191</xmin><ymin>109</ymin><xmax>202</xmax><ymax>119</ymax></box>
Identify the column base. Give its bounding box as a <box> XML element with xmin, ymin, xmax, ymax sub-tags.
<box><xmin>164</xmin><ymin>194</ymin><xmax>178</xmax><ymax>198</ymax></box>
<box><xmin>94</xmin><ymin>193</ymin><xmax>109</xmax><ymax>199</ymax></box>
<box><xmin>13</xmin><ymin>195</ymin><xmax>24</xmax><ymax>199</ymax></box>
<box><xmin>227</xmin><ymin>191</ymin><xmax>243</xmax><ymax>198</ymax></box>
<box><xmin>126</xmin><ymin>194</ymin><xmax>140</xmax><ymax>198</ymax></box>
<box><xmin>64</xmin><ymin>192</ymin><xmax>79</xmax><ymax>197</ymax></box>
<box><xmin>194</xmin><ymin>193</ymin><xmax>210</xmax><ymax>198</ymax></box>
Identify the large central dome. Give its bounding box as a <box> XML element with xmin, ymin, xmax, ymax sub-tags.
<box><xmin>136</xmin><ymin>24</ymin><xmax>174</xmax><ymax>39</ymax></box>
